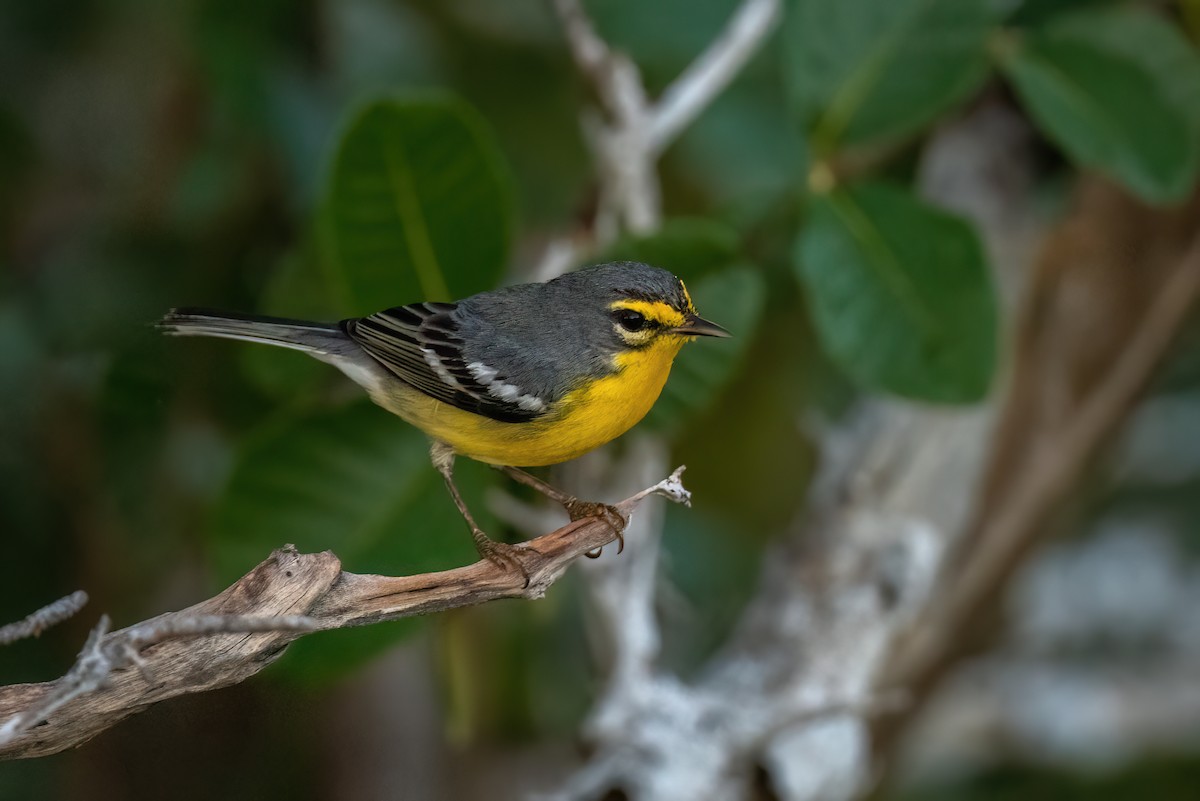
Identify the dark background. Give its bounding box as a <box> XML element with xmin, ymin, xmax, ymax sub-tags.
<box><xmin>3</xmin><ymin>1</ymin><xmax>1200</xmax><ymax>799</ymax></box>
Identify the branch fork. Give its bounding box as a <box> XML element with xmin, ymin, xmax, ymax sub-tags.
<box><xmin>535</xmin><ymin>0</ymin><xmax>782</xmax><ymax>278</ymax></box>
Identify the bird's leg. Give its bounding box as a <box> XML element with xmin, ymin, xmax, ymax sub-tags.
<box><xmin>498</xmin><ymin>465</ymin><xmax>574</xmax><ymax>505</ymax></box>
<box><xmin>498</xmin><ymin>466</ymin><xmax>628</xmax><ymax>557</ymax></box>
<box><xmin>431</xmin><ymin>443</ymin><xmax>529</xmax><ymax>585</ymax></box>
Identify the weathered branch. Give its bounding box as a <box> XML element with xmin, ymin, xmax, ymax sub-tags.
<box><xmin>0</xmin><ymin>612</ymin><xmax>319</xmax><ymax>750</ymax></box>
<box><xmin>0</xmin><ymin>468</ymin><xmax>690</xmax><ymax>761</ymax></box>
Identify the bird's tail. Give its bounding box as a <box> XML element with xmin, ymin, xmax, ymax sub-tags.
<box><xmin>157</xmin><ymin>308</ymin><xmax>346</xmax><ymax>355</ymax></box>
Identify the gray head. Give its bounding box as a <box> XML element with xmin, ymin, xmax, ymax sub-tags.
<box><xmin>551</xmin><ymin>261</ymin><xmax>691</xmax><ymax>312</ymax></box>
<box><xmin>547</xmin><ymin>261</ymin><xmax>729</xmax><ymax>344</ymax></box>
<box><xmin>451</xmin><ymin>260</ymin><xmax>728</xmax><ymax>401</ymax></box>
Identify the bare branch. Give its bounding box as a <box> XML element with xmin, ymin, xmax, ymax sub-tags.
<box><xmin>0</xmin><ymin>613</ymin><xmax>318</xmax><ymax>749</ymax></box>
<box><xmin>0</xmin><ymin>616</ymin><xmax>112</xmax><ymax>748</ymax></box>
<box><xmin>649</xmin><ymin>0</ymin><xmax>782</xmax><ymax>153</ymax></box>
<box><xmin>552</xmin><ymin>0</ymin><xmax>648</xmax><ymax>124</ymax></box>
<box><xmin>0</xmin><ymin>591</ymin><xmax>89</xmax><ymax>646</ymax></box>
<box><xmin>0</xmin><ymin>469</ymin><xmax>690</xmax><ymax>760</ymax></box>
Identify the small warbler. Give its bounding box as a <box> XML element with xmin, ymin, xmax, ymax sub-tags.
<box><xmin>160</xmin><ymin>261</ymin><xmax>729</xmax><ymax>572</ymax></box>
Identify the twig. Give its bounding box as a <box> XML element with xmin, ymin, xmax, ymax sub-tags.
<box><xmin>0</xmin><ymin>591</ymin><xmax>89</xmax><ymax>645</ymax></box>
<box><xmin>553</xmin><ymin>0</ymin><xmax>647</xmax><ymax>124</ymax></box>
<box><xmin>650</xmin><ymin>0</ymin><xmax>782</xmax><ymax>153</ymax></box>
<box><xmin>0</xmin><ymin>468</ymin><xmax>690</xmax><ymax>760</ymax></box>
<box><xmin>533</xmin><ymin>0</ymin><xmax>782</xmax><ymax>279</ymax></box>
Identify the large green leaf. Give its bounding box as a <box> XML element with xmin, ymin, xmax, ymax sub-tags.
<box><xmin>214</xmin><ymin>401</ymin><xmax>487</xmax><ymax>579</ymax></box>
<box><xmin>1000</xmin><ymin>10</ymin><xmax>1200</xmax><ymax>204</ymax></box>
<box><xmin>643</xmin><ymin>266</ymin><xmax>765</xmax><ymax>437</ymax></box>
<box><xmin>599</xmin><ymin>217</ymin><xmax>740</xmax><ymax>282</ymax></box>
<box><xmin>785</xmin><ymin>0</ymin><xmax>997</xmax><ymax>152</ymax></box>
<box><xmin>1042</xmin><ymin>7</ymin><xmax>1200</xmax><ymax>141</ymax></box>
<box><xmin>795</xmin><ymin>183</ymin><xmax>996</xmax><ymax>403</ymax></box>
<box><xmin>319</xmin><ymin>94</ymin><xmax>514</xmax><ymax>313</ymax></box>
<box><xmin>212</xmin><ymin>400</ymin><xmax>494</xmax><ymax>681</ymax></box>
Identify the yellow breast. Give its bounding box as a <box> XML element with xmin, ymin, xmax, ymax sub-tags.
<box><xmin>367</xmin><ymin>337</ymin><xmax>685</xmax><ymax>467</ymax></box>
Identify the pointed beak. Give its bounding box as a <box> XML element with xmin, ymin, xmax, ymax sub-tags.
<box><xmin>670</xmin><ymin>313</ymin><xmax>731</xmax><ymax>338</ymax></box>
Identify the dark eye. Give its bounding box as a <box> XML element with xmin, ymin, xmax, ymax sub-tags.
<box><xmin>615</xmin><ymin>309</ymin><xmax>648</xmax><ymax>332</ymax></box>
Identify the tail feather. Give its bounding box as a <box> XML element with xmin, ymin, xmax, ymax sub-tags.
<box><xmin>157</xmin><ymin>308</ymin><xmax>344</xmax><ymax>355</ymax></box>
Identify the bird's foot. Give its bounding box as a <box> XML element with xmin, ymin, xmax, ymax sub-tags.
<box><xmin>472</xmin><ymin>531</ymin><xmax>531</xmax><ymax>588</ymax></box>
<box><xmin>564</xmin><ymin>500</ymin><xmax>628</xmax><ymax>558</ymax></box>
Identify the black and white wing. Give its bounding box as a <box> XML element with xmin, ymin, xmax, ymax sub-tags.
<box><xmin>340</xmin><ymin>302</ymin><xmax>550</xmax><ymax>423</ymax></box>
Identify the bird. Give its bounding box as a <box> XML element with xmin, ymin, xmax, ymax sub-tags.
<box><xmin>159</xmin><ymin>261</ymin><xmax>729</xmax><ymax>577</ymax></box>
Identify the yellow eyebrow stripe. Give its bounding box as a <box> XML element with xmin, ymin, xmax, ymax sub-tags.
<box><xmin>679</xmin><ymin>279</ymin><xmax>695</xmax><ymax>313</ymax></box>
<box><xmin>610</xmin><ymin>299</ymin><xmax>687</xmax><ymax>328</ymax></box>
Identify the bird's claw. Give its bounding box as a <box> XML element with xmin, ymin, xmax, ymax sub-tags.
<box><xmin>474</xmin><ymin>535</ymin><xmax>531</xmax><ymax>588</ymax></box>
<box><xmin>565</xmin><ymin>500</ymin><xmax>627</xmax><ymax>558</ymax></box>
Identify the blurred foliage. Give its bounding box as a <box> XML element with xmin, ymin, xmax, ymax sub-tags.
<box><xmin>999</xmin><ymin>6</ymin><xmax>1200</xmax><ymax>203</ymax></box>
<box><xmin>320</xmin><ymin>93</ymin><xmax>514</xmax><ymax>310</ymax></box>
<box><xmin>797</xmin><ymin>182</ymin><xmax>996</xmax><ymax>402</ymax></box>
<box><xmin>786</xmin><ymin>0</ymin><xmax>998</xmax><ymax>151</ymax></box>
<box><xmin>3</xmin><ymin>0</ymin><xmax>1200</xmax><ymax>798</ymax></box>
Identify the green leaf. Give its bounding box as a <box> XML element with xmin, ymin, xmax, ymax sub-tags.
<box><xmin>600</xmin><ymin>217</ymin><xmax>740</xmax><ymax>282</ymax></box>
<box><xmin>1000</xmin><ymin>9</ymin><xmax>1200</xmax><ymax>204</ymax></box>
<box><xmin>319</xmin><ymin>94</ymin><xmax>514</xmax><ymax>313</ymax></box>
<box><xmin>795</xmin><ymin>183</ymin><xmax>996</xmax><ymax>403</ymax></box>
<box><xmin>785</xmin><ymin>0</ymin><xmax>997</xmax><ymax>152</ymax></box>
<box><xmin>212</xmin><ymin>400</ymin><xmax>492</xmax><ymax>681</ymax></box>
<box><xmin>643</xmin><ymin>266</ymin><xmax>765</xmax><ymax>436</ymax></box>
<box><xmin>213</xmin><ymin>400</ymin><xmax>485</xmax><ymax>579</ymax></box>
<box><xmin>1042</xmin><ymin>7</ymin><xmax>1200</xmax><ymax>135</ymax></box>
<box><xmin>1056</xmin><ymin>7</ymin><xmax>1200</xmax><ymax>143</ymax></box>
